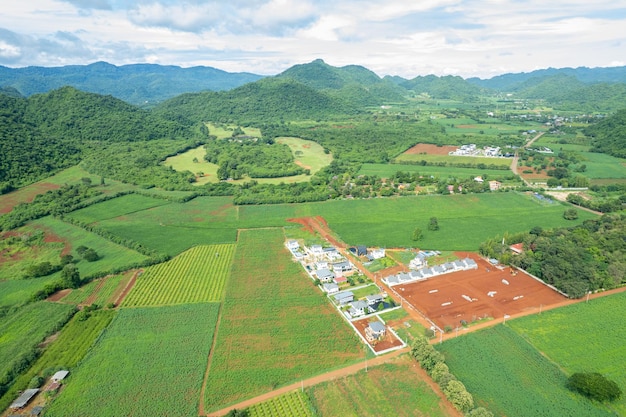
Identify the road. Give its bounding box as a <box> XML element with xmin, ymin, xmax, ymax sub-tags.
<box><xmin>511</xmin><ymin>131</ymin><xmax>544</xmax><ymax>186</ymax></box>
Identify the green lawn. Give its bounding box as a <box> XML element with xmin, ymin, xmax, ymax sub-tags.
<box><xmin>163</xmin><ymin>145</ymin><xmax>219</xmax><ymax>185</ymax></box>
<box><xmin>577</xmin><ymin>152</ymin><xmax>626</xmax><ymax>179</ymax></box>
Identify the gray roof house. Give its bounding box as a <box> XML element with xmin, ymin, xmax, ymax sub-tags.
<box><xmin>366</xmin><ymin>321</ymin><xmax>387</xmax><ymax>341</ymax></box>
<box><xmin>348</xmin><ymin>300</ymin><xmax>368</xmax><ymax>317</ymax></box>
<box><xmin>333</xmin><ymin>291</ymin><xmax>354</xmax><ymax>304</ymax></box>
<box><xmin>10</xmin><ymin>389</ymin><xmax>39</xmax><ymax>410</ymax></box>
<box><xmin>332</xmin><ymin>261</ymin><xmax>352</xmax><ymax>273</ymax></box>
<box><xmin>316</xmin><ymin>268</ymin><xmax>335</xmax><ymax>282</ymax></box>
<box><xmin>323</xmin><ymin>283</ymin><xmax>339</xmax><ymax>294</ymax></box>
<box><xmin>365</xmin><ymin>294</ymin><xmax>384</xmax><ymax>305</ymax></box>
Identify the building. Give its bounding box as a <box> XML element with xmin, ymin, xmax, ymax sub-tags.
<box><xmin>316</xmin><ymin>268</ymin><xmax>335</xmax><ymax>282</ymax></box>
<box><xmin>10</xmin><ymin>389</ymin><xmax>39</xmax><ymax>410</ymax></box>
<box><xmin>366</xmin><ymin>321</ymin><xmax>387</xmax><ymax>341</ymax></box>
<box><xmin>365</xmin><ymin>294</ymin><xmax>384</xmax><ymax>305</ymax></box>
<box><xmin>333</xmin><ymin>291</ymin><xmax>354</xmax><ymax>305</ymax></box>
<box><xmin>323</xmin><ymin>283</ymin><xmax>339</xmax><ymax>294</ymax></box>
<box><xmin>332</xmin><ymin>261</ymin><xmax>352</xmax><ymax>273</ymax></box>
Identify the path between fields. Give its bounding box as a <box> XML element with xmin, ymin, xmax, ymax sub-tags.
<box><xmin>511</xmin><ymin>131</ymin><xmax>544</xmax><ymax>186</ymax></box>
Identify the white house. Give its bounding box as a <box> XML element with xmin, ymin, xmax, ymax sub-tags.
<box><xmin>334</xmin><ymin>291</ymin><xmax>354</xmax><ymax>305</ymax></box>
<box><xmin>323</xmin><ymin>283</ymin><xmax>339</xmax><ymax>294</ymax></box>
<box><xmin>286</xmin><ymin>240</ymin><xmax>299</xmax><ymax>250</ymax></box>
<box><xmin>365</xmin><ymin>294</ymin><xmax>384</xmax><ymax>305</ymax></box>
<box><xmin>332</xmin><ymin>261</ymin><xmax>352</xmax><ymax>273</ymax></box>
<box><xmin>366</xmin><ymin>321</ymin><xmax>386</xmax><ymax>341</ymax></box>
<box><xmin>369</xmin><ymin>248</ymin><xmax>386</xmax><ymax>260</ymax></box>
<box><xmin>348</xmin><ymin>300</ymin><xmax>368</xmax><ymax>317</ymax></box>
<box><xmin>316</xmin><ymin>268</ymin><xmax>335</xmax><ymax>282</ymax></box>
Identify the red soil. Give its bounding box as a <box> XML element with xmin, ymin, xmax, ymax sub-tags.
<box><xmin>403</xmin><ymin>143</ymin><xmax>458</xmax><ymax>155</ymax></box>
<box><xmin>394</xmin><ymin>253</ymin><xmax>566</xmax><ymax>329</ymax></box>
<box><xmin>0</xmin><ymin>183</ymin><xmax>60</xmax><ymax>214</ymax></box>
<box><xmin>352</xmin><ymin>318</ymin><xmax>405</xmax><ymax>353</ymax></box>
<box><xmin>47</xmin><ymin>289</ymin><xmax>71</xmax><ymax>302</ymax></box>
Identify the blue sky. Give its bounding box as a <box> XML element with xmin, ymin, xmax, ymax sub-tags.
<box><xmin>1</xmin><ymin>0</ymin><xmax>625</xmax><ymax>78</ymax></box>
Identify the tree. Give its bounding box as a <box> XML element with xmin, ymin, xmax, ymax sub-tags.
<box><xmin>225</xmin><ymin>409</ymin><xmax>249</xmax><ymax>417</ymax></box>
<box><xmin>444</xmin><ymin>380</ymin><xmax>474</xmax><ymax>412</ymax></box>
<box><xmin>428</xmin><ymin>216</ymin><xmax>440</xmax><ymax>231</ymax></box>
<box><xmin>466</xmin><ymin>407</ymin><xmax>494</xmax><ymax>417</ymax></box>
<box><xmin>82</xmin><ymin>248</ymin><xmax>100</xmax><ymax>262</ymax></box>
<box><xmin>563</xmin><ymin>208</ymin><xmax>579</xmax><ymax>220</ymax></box>
<box><xmin>567</xmin><ymin>372</ymin><xmax>622</xmax><ymax>402</ymax></box>
<box><xmin>60</xmin><ymin>254</ymin><xmax>74</xmax><ymax>265</ymax></box>
<box><xmin>61</xmin><ymin>264</ymin><xmax>81</xmax><ymax>289</ymax></box>
<box><xmin>430</xmin><ymin>361</ymin><xmax>449</xmax><ymax>383</ymax></box>
<box><xmin>412</xmin><ymin>227</ymin><xmax>423</xmax><ymax>241</ymax></box>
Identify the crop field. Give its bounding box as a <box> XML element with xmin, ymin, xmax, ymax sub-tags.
<box><xmin>164</xmin><ymin>145</ymin><xmax>219</xmax><ymax>185</ymax></box>
<box><xmin>45</xmin><ymin>303</ymin><xmax>219</xmax><ymax>417</ymax></box>
<box><xmin>248</xmin><ymin>391</ymin><xmax>313</xmax><ymax>417</ymax></box>
<box><xmin>437</xmin><ymin>325</ymin><xmax>614</xmax><ymax>417</ymax></box>
<box><xmin>394</xmin><ymin>254</ymin><xmax>567</xmax><ymax>329</ymax></box>
<box><xmin>577</xmin><ymin>152</ymin><xmax>626</xmax><ymax>179</ymax></box>
<box><xmin>308</xmin><ymin>358</ymin><xmax>452</xmax><ymax>417</ymax></box>
<box><xmin>31</xmin><ymin>217</ymin><xmax>149</xmax><ymax>276</ymax></box>
<box><xmin>0</xmin><ymin>275</ymin><xmax>60</xmax><ymax>307</ymax></box>
<box><xmin>95</xmin><ymin>196</ymin><xmax>239</xmax><ymax>256</ymax></box>
<box><xmin>203</xmin><ymin>229</ymin><xmax>363</xmax><ymax>412</ymax></box>
<box><xmin>122</xmin><ymin>244</ymin><xmax>235</xmax><ymax>306</ymax></box>
<box><xmin>0</xmin><ymin>301</ymin><xmax>76</xmax><ymax>391</ymax></box>
<box><xmin>67</xmin><ymin>193</ymin><xmax>169</xmax><ymax>223</ymax></box>
<box><xmin>59</xmin><ymin>271</ymin><xmax>130</xmax><ymax>306</ymax></box>
<box><xmin>509</xmin><ymin>291</ymin><xmax>626</xmax><ymax>415</ymax></box>
<box><xmin>395</xmin><ymin>152</ymin><xmax>513</xmax><ymax>168</ymax></box>
<box><xmin>358</xmin><ymin>163</ymin><xmax>513</xmax><ymax>180</ymax></box>
<box><xmin>0</xmin><ymin>309</ymin><xmax>115</xmax><ymax>411</ymax></box>
<box><xmin>0</xmin><ymin>233</ymin><xmax>65</xmax><ymax>282</ymax></box>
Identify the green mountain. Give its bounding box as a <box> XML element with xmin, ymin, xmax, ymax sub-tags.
<box><xmin>400</xmin><ymin>74</ymin><xmax>490</xmax><ymax>100</ymax></box>
<box><xmin>0</xmin><ymin>87</ymin><xmax>197</xmax><ymax>189</ymax></box>
<box><xmin>585</xmin><ymin>109</ymin><xmax>626</xmax><ymax>158</ymax></box>
<box><xmin>154</xmin><ymin>77</ymin><xmax>357</xmax><ymax>125</ymax></box>
<box><xmin>275</xmin><ymin>59</ymin><xmax>407</xmax><ymax>105</ymax></box>
<box><xmin>0</xmin><ymin>61</ymin><xmax>263</xmax><ymax>106</ymax></box>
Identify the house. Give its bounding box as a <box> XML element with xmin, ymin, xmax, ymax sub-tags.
<box><xmin>286</xmin><ymin>240</ymin><xmax>299</xmax><ymax>250</ymax></box>
<box><xmin>385</xmin><ymin>274</ymin><xmax>400</xmax><ymax>286</ymax></box>
<box><xmin>433</xmin><ymin>265</ymin><xmax>445</xmax><ymax>275</ymax></box>
<box><xmin>315</xmin><ymin>261</ymin><xmax>329</xmax><ymax>270</ymax></box>
<box><xmin>348</xmin><ymin>300</ymin><xmax>368</xmax><ymax>317</ymax></box>
<box><xmin>325</xmin><ymin>250</ymin><xmax>343</xmax><ymax>261</ymax></box>
<box><xmin>316</xmin><ymin>268</ymin><xmax>335</xmax><ymax>282</ymax></box>
<box><xmin>489</xmin><ymin>180</ymin><xmax>502</xmax><ymax>191</ymax></box>
<box><xmin>356</xmin><ymin>245</ymin><xmax>367</xmax><ymax>256</ymax></box>
<box><xmin>323</xmin><ymin>283</ymin><xmax>339</xmax><ymax>294</ymax></box>
<box><xmin>333</xmin><ymin>291</ymin><xmax>354</xmax><ymax>304</ymax></box>
<box><xmin>397</xmin><ymin>272</ymin><xmax>412</xmax><ymax>283</ymax></box>
<box><xmin>10</xmin><ymin>389</ymin><xmax>39</xmax><ymax>410</ymax></box>
<box><xmin>365</xmin><ymin>321</ymin><xmax>387</xmax><ymax>341</ymax></box>
<box><xmin>409</xmin><ymin>270</ymin><xmax>425</xmax><ymax>281</ymax></box>
<box><xmin>365</xmin><ymin>294</ymin><xmax>384</xmax><ymax>305</ymax></box>
<box><xmin>474</xmin><ymin>176</ymin><xmax>484</xmax><ymax>183</ymax></box>
<box><xmin>464</xmin><ymin>258</ymin><xmax>478</xmax><ymax>269</ymax></box>
<box><xmin>409</xmin><ymin>256</ymin><xmax>424</xmax><ymax>269</ymax></box>
<box><xmin>453</xmin><ymin>260</ymin><xmax>465</xmax><ymax>270</ymax></box>
<box><xmin>309</xmin><ymin>245</ymin><xmax>323</xmax><ymax>255</ymax></box>
<box><xmin>333</xmin><ymin>276</ymin><xmax>347</xmax><ymax>285</ymax></box>
<box><xmin>51</xmin><ymin>370</ymin><xmax>69</xmax><ymax>383</ymax></box>
<box><xmin>369</xmin><ymin>248</ymin><xmax>386</xmax><ymax>260</ymax></box>
<box><xmin>332</xmin><ymin>261</ymin><xmax>352</xmax><ymax>273</ymax></box>
<box><xmin>443</xmin><ymin>262</ymin><xmax>456</xmax><ymax>271</ymax></box>
<box><xmin>509</xmin><ymin>243</ymin><xmax>524</xmax><ymax>254</ymax></box>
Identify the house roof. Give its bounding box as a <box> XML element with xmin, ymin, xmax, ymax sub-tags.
<box><xmin>10</xmin><ymin>389</ymin><xmax>39</xmax><ymax>409</ymax></box>
<box><xmin>334</xmin><ymin>276</ymin><xmax>347</xmax><ymax>283</ymax></box>
<box><xmin>323</xmin><ymin>283</ymin><xmax>338</xmax><ymax>292</ymax></box>
<box><xmin>316</xmin><ymin>269</ymin><xmax>335</xmax><ymax>279</ymax></box>
<box><xmin>334</xmin><ymin>291</ymin><xmax>354</xmax><ymax>301</ymax></box>
<box><xmin>366</xmin><ymin>294</ymin><xmax>383</xmax><ymax>302</ymax></box>
<box><xmin>332</xmin><ymin>261</ymin><xmax>351</xmax><ymax>269</ymax></box>
<box><xmin>510</xmin><ymin>243</ymin><xmax>524</xmax><ymax>254</ymax></box>
<box><xmin>52</xmin><ymin>370</ymin><xmax>69</xmax><ymax>381</ymax></box>
<box><xmin>351</xmin><ymin>300</ymin><xmax>368</xmax><ymax>310</ymax></box>
<box><xmin>369</xmin><ymin>321</ymin><xmax>386</xmax><ymax>333</ymax></box>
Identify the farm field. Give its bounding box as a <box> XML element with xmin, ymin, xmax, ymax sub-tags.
<box><xmin>577</xmin><ymin>152</ymin><xmax>626</xmax><ymax>179</ymax></box>
<box><xmin>66</xmin><ymin>193</ymin><xmax>170</xmax><ymax>223</ymax></box>
<box><xmin>122</xmin><ymin>244</ymin><xmax>235</xmax><ymax>306</ymax></box>
<box><xmin>0</xmin><ymin>275</ymin><xmax>59</xmax><ymax>307</ymax></box>
<box><xmin>30</xmin><ymin>217</ymin><xmax>150</xmax><ymax>277</ymax></box>
<box><xmin>308</xmin><ymin>358</ymin><xmax>453</xmax><ymax>417</ymax></box>
<box><xmin>248</xmin><ymin>391</ymin><xmax>313</xmax><ymax>417</ymax></box>
<box><xmin>509</xmin><ymin>291</ymin><xmax>626</xmax><ymax>415</ymax></box>
<box><xmin>394</xmin><ymin>253</ymin><xmax>567</xmax><ymax>329</ymax></box>
<box><xmin>276</xmin><ymin>137</ymin><xmax>333</xmax><ymax>175</ymax></box>
<box><xmin>358</xmin><ymin>163</ymin><xmax>513</xmax><ymax>180</ymax></box>
<box><xmin>0</xmin><ymin>309</ymin><xmax>115</xmax><ymax>412</ymax></box>
<box><xmin>396</xmin><ymin>152</ymin><xmax>513</xmax><ymax>168</ymax></box>
<box><xmin>45</xmin><ymin>303</ymin><xmax>219</xmax><ymax>417</ymax></box>
<box><xmin>437</xmin><ymin>325</ymin><xmax>614</xmax><ymax>417</ymax></box>
<box><xmin>203</xmin><ymin>228</ymin><xmax>363</xmax><ymax>412</ymax></box>
<box><xmin>0</xmin><ymin>301</ymin><xmax>75</xmax><ymax>395</ymax></box>
<box><xmin>59</xmin><ymin>270</ymin><xmax>131</xmax><ymax>306</ymax></box>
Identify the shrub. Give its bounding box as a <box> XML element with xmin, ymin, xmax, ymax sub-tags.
<box><xmin>566</xmin><ymin>372</ymin><xmax>622</xmax><ymax>402</ymax></box>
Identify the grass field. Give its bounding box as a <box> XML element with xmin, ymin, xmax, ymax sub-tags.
<box><xmin>164</xmin><ymin>145</ymin><xmax>219</xmax><ymax>185</ymax></box>
<box><xmin>577</xmin><ymin>152</ymin><xmax>626</xmax><ymax>179</ymax></box>
<box><xmin>0</xmin><ymin>301</ymin><xmax>75</xmax><ymax>392</ymax></box>
<box><xmin>122</xmin><ymin>244</ymin><xmax>235</xmax><ymax>306</ymax></box>
<box><xmin>0</xmin><ymin>275</ymin><xmax>60</xmax><ymax>307</ymax></box>
<box><xmin>358</xmin><ymin>163</ymin><xmax>514</xmax><ymax>180</ymax></box>
<box><xmin>437</xmin><ymin>325</ymin><xmax>615</xmax><ymax>417</ymax></box>
<box><xmin>509</xmin><ymin>291</ymin><xmax>626</xmax><ymax>415</ymax></box>
<box><xmin>203</xmin><ymin>229</ymin><xmax>363</xmax><ymax>412</ymax></box>
<box><xmin>248</xmin><ymin>391</ymin><xmax>313</xmax><ymax>417</ymax></box>
<box><xmin>31</xmin><ymin>217</ymin><xmax>150</xmax><ymax>277</ymax></box>
<box><xmin>67</xmin><ymin>193</ymin><xmax>170</xmax><ymax>223</ymax></box>
<box><xmin>395</xmin><ymin>153</ymin><xmax>513</xmax><ymax>167</ymax></box>
<box><xmin>276</xmin><ymin>137</ymin><xmax>333</xmax><ymax>175</ymax></box>
<box><xmin>206</xmin><ymin>122</ymin><xmax>261</xmax><ymax>139</ymax></box>
<box><xmin>308</xmin><ymin>359</ymin><xmax>452</xmax><ymax>417</ymax></box>
<box><xmin>0</xmin><ymin>309</ymin><xmax>115</xmax><ymax>412</ymax></box>
<box><xmin>45</xmin><ymin>303</ymin><xmax>219</xmax><ymax>417</ymax></box>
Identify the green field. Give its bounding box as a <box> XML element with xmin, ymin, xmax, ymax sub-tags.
<box><xmin>45</xmin><ymin>303</ymin><xmax>219</xmax><ymax>417</ymax></box>
<box><xmin>248</xmin><ymin>391</ymin><xmax>313</xmax><ymax>417</ymax></box>
<box><xmin>358</xmin><ymin>163</ymin><xmax>514</xmax><ymax>180</ymax></box>
<box><xmin>67</xmin><ymin>193</ymin><xmax>170</xmax><ymax>223</ymax></box>
<box><xmin>0</xmin><ymin>309</ymin><xmax>115</xmax><ymax>412</ymax></box>
<box><xmin>276</xmin><ymin>137</ymin><xmax>333</xmax><ymax>175</ymax></box>
<box><xmin>395</xmin><ymin>153</ymin><xmax>513</xmax><ymax>167</ymax></box>
<box><xmin>59</xmin><ymin>271</ymin><xmax>130</xmax><ymax>306</ymax></box>
<box><xmin>0</xmin><ymin>275</ymin><xmax>60</xmax><ymax>307</ymax></box>
<box><xmin>31</xmin><ymin>217</ymin><xmax>150</xmax><ymax>277</ymax></box>
<box><xmin>509</xmin><ymin>291</ymin><xmax>626</xmax><ymax>415</ymax></box>
<box><xmin>437</xmin><ymin>325</ymin><xmax>615</xmax><ymax>417</ymax></box>
<box><xmin>577</xmin><ymin>152</ymin><xmax>626</xmax><ymax>179</ymax></box>
<box><xmin>203</xmin><ymin>228</ymin><xmax>363</xmax><ymax>411</ymax></box>
<box><xmin>206</xmin><ymin>122</ymin><xmax>261</xmax><ymax>139</ymax></box>
<box><xmin>0</xmin><ymin>302</ymin><xmax>76</xmax><ymax>392</ymax></box>
<box><xmin>122</xmin><ymin>244</ymin><xmax>235</xmax><ymax>306</ymax></box>
<box><xmin>164</xmin><ymin>145</ymin><xmax>220</xmax><ymax>185</ymax></box>
<box><xmin>308</xmin><ymin>359</ymin><xmax>451</xmax><ymax>417</ymax></box>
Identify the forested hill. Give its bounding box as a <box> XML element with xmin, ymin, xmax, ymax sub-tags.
<box><xmin>275</xmin><ymin>59</ymin><xmax>407</xmax><ymax>105</ymax></box>
<box><xmin>585</xmin><ymin>109</ymin><xmax>626</xmax><ymax>158</ymax></box>
<box><xmin>153</xmin><ymin>77</ymin><xmax>358</xmax><ymax>125</ymax></box>
<box><xmin>0</xmin><ymin>87</ymin><xmax>199</xmax><ymax>189</ymax></box>
<box><xmin>0</xmin><ymin>61</ymin><xmax>263</xmax><ymax>106</ymax></box>
<box><xmin>400</xmin><ymin>74</ymin><xmax>490</xmax><ymax>100</ymax></box>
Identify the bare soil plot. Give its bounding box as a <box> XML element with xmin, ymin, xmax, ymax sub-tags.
<box><xmin>352</xmin><ymin>318</ymin><xmax>404</xmax><ymax>353</ymax></box>
<box><xmin>394</xmin><ymin>253</ymin><xmax>566</xmax><ymax>329</ymax></box>
<box><xmin>403</xmin><ymin>143</ymin><xmax>458</xmax><ymax>155</ymax></box>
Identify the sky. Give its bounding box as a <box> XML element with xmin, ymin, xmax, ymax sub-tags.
<box><xmin>1</xmin><ymin>0</ymin><xmax>625</xmax><ymax>79</ymax></box>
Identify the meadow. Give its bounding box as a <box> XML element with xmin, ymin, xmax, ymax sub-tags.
<box><xmin>203</xmin><ymin>228</ymin><xmax>363</xmax><ymax>412</ymax></box>
<box><xmin>358</xmin><ymin>163</ymin><xmax>513</xmax><ymax>180</ymax></box>
<box><xmin>0</xmin><ymin>275</ymin><xmax>59</xmax><ymax>307</ymax></box>
<box><xmin>0</xmin><ymin>309</ymin><xmax>115</xmax><ymax>411</ymax></box>
<box><xmin>308</xmin><ymin>359</ymin><xmax>452</xmax><ymax>417</ymax></box>
<box><xmin>122</xmin><ymin>244</ymin><xmax>235</xmax><ymax>306</ymax></box>
<box><xmin>437</xmin><ymin>325</ymin><xmax>615</xmax><ymax>417</ymax></box>
<box><xmin>509</xmin><ymin>291</ymin><xmax>626</xmax><ymax>415</ymax></box>
<box><xmin>164</xmin><ymin>145</ymin><xmax>219</xmax><ymax>185</ymax></box>
<box><xmin>31</xmin><ymin>217</ymin><xmax>150</xmax><ymax>277</ymax></box>
<box><xmin>45</xmin><ymin>303</ymin><xmax>219</xmax><ymax>417</ymax></box>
